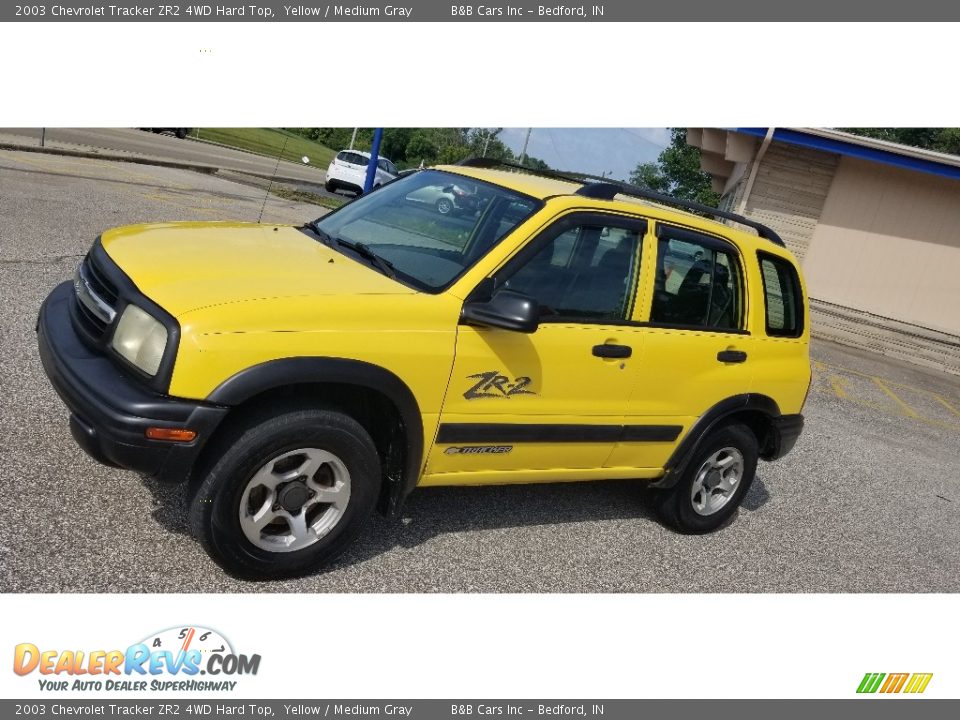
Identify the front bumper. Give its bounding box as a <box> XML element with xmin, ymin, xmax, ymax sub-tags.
<box><xmin>37</xmin><ymin>282</ymin><xmax>227</xmax><ymax>483</ymax></box>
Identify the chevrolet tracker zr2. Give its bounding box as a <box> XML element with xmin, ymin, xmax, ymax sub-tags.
<box><xmin>37</xmin><ymin>159</ymin><xmax>810</xmax><ymax>580</ymax></box>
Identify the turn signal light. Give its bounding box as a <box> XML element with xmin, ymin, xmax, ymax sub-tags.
<box><xmin>146</xmin><ymin>427</ymin><xmax>197</xmax><ymax>442</ymax></box>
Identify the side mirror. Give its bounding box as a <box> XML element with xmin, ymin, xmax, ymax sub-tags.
<box><xmin>461</xmin><ymin>289</ymin><xmax>539</xmax><ymax>333</ymax></box>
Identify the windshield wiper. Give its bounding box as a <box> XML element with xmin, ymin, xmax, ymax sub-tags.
<box><xmin>303</xmin><ymin>220</ymin><xmax>331</xmax><ymax>242</ymax></box>
<box><xmin>335</xmin><ymin>238</ymin><xmax>396</xmax><ymax>279</ymax></box>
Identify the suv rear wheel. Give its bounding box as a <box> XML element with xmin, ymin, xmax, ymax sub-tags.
<box><xmin>653</xmin><ymin>423</ymin><xmax>758</xmax><ymax>533</ymax></box>
<box><xmin>189</xmin><ymin>408</ymin><xmax>380</xmax><ymax>579</ymax></box>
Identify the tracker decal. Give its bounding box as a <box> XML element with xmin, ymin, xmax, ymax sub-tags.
<box><xmin>444</xmin><ymin>446</ymin><xmax>514</xmax><ymax>455</ymax></box>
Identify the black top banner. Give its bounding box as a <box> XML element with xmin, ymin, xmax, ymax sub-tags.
<box><xmin>5</xmin><ymin>0</ymin><xmax>960</xmax><ymax>21</ymax></box>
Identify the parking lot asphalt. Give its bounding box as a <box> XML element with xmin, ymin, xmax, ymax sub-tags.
<box><xmin>2</xmin><ymin>150</ymin><xmax>959</xmax><ymax>593</ymax></box>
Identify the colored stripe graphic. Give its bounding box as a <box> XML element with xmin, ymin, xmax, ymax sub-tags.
<box><xmin>880</xmin><ymin>673</ymin><xmax>909</xmax><ymax>693</ymax></box>
<box><xmin>857</xmin><ymin>673</ymin><xmax>885</xmax><ymax>693</ymax></box>
<box><xmin>903</xmin><ymin>673</ymin><xmax>933</xmax><ymax>694</ymax></box>
<box><xmin>857</xmin><ymin>672</ymin><xmax>932</xmax><ymax>694</ymax></box>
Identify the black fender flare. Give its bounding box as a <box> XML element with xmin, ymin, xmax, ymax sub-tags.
<box><xmin>651</xmin><ymin>393</ymin><xmax>781</xmax><ymax>489</ymax></box>
<box><xmin>208</xmin><ymin>357</ymin><xmax>424</xmax><ymax>515</ymax></box>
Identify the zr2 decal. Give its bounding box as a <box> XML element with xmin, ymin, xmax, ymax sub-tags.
<box><xmin>464</xmin><ymin>371</ymin><xmax>536</xmax><ymax>400</ymax></box>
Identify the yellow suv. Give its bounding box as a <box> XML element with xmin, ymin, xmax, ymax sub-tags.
<box><xmin>37</xmin><ymin>159</ymin><xmax>810</xmax><ymax>579</ymax></box>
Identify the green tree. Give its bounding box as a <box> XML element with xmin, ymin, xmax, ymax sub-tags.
<box><xmin>284</xmin><ymin>127</ymin><xmax>558</xmax><ymax>170</ymax></box>
<box><xmin>629</xmin><ymin>161</ymin><xmax>670</xmax><ymax>193</ymax></box>
<box><xmin>521</xmin><ymin>155</ymin><xmax>552</xmax><ymax>171</ymax></box>
<box><xmin>380</xmin><ymin>128</ymin><xmax>414</xmax><ymax>161</ymax></box>
<box><xmin>630</xmin><ymin>128</ymin><xmax>718</xmax><ymax>207</ymax></box>
<box><xmin>402</xmin><ymin>130</ymin><xmax>440</xmax><ymax>165</ymax></box>
<box><xmin>466</xmin><ymin>128</ymin><xmax>514</xmax><ymax>161</ymax></box>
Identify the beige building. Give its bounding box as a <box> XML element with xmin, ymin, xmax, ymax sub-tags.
<box><xmin>688</xmin><ymin>128</ymin><xmax>960</xmax><ymax>375</ymax></box>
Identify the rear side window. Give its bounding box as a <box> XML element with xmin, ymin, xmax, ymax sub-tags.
<box><xmin>651</xmin><ymin>226</ymin><xmax>744</xmax><ymax>331</ymax></box>
<box><xmin>759</xmin><ymin>253</ymin><xmax>803</xmax><ymax>337</ymax></box>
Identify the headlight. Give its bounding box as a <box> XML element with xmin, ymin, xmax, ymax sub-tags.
<box><xmin>111</xmin><ymin>304</ymin><xmax>168</xmax><ymax>376</ymax></box>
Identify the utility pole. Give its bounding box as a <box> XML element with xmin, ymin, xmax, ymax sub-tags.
<box><xmin>349</xmin><ymin>127</ymin><xmax>358</xmax><ymax>150</ymax></box>
<box><xmin>482</xmin><ymin>129</ymin><xmax>491</xmax><ymax>157</ymax></box>
<box><xmin>519</xmin><ymin>127</ymin><xmax>532</xmax><ymax>166</ymax></box>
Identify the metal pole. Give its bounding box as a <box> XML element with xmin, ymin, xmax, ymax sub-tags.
<box><xmin>349</xmin><ymin>127</ymin><xmax>358</xmax><ymax>151</ymax></box>
<box><xmin>363</xmin><ymin>128</ymin><xmax>383</xmax><ymax>195</ymax></box>
<box><xmin>40</xmin><ymin>128</ymin><xmax>46</xmax><ymax>147</ymax></box>
<box><xmin>482</xmin><ymin>130</ymin><xmax>491</xmax><ymax>157</ymax></box>
<box><xmin>519</xmin><ymin>127</ymin><xmax>532</xmax><ymax>166</ymax></box>
<box><xmin>258</xmin><ymin>135</ymin><xmax>289</xmax><ymax>224</ymax></box>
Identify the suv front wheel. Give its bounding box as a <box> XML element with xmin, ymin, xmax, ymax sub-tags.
<box><xmin>189</xmin><ymin>408</ymin><xmax>381</xmax><ymax>579</ymax></box>
<box><xmin>653</xmin><ymin>423</ymin><xmax>758</xmax><ymax>533</ymax></box>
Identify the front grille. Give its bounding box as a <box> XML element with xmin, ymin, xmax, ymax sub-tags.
<box><xmin>84</xmin><ymin>253</ymin><xmax>119</xmax><ymax>305</ymax></box>
<box><xmin>72</xmin><ymin>253</ymin><xmax>119</xmax><ymax>341</ymax></box>
<box><xmin>75</xmin><ymin>291</ymin><xmax>108</xmax><ymax>335</ymax></box>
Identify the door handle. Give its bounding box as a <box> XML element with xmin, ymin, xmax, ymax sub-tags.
<box><xmin>717</xmin><ymin>350</ymin><xmax>748</xmax><ymax>363</ymax></box>
<box><xmin>593</xmin><ymin>344</ymin><xmax>632</xmax><ymax>359</ymax></box>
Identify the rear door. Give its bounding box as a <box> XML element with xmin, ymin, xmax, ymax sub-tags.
<box><xmin>425</xmin><ymin>212</ymin><xmax>648</xmax><ymax>484</ymax></box>
<box><xmin>606</xmin><ymin>222</ymin><xmax>754</xmax><ymax>470</ymax></box>
<box><xmin>377</xmin><ymin>158</ymin><xmax>398</xmax><ymax>184</ymax></box>
<box><xmin>750</xmin><ymin>251</ymin><xmax>811</xmax><ymax>414</ymax></box>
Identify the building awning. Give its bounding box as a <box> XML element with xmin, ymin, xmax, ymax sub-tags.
<box><xmin>692</xmin><ymin>128</ymin><xmax>960</xmax><ymax>193</ymax></box>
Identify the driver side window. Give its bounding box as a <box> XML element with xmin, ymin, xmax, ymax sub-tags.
<box><xmin>499</xmin><ymin>217</ymin><xmax>644</xmax><ymax>323</ymax></box>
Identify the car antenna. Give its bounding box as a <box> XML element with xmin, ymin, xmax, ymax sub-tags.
<box><xmin>257</xmin><ymin>134</ymin><xmax>291</xmax><ymax>224</ymax></box>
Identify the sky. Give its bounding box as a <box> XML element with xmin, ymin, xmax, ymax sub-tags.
<box><xmin>498</xmin><ymin>128</ymin><xmax>671</xmax><ymax>181</ymax></box>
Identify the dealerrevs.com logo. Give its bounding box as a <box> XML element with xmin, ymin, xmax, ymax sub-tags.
<box><xmin>857</xmin><ymin>672</ymin><xmax>933</xmax><ymax>694</ymax></box>
<box><xmin>13</xmin><ymin>626</ymin><xmax>261</xmax><ymax>693</ymax></box>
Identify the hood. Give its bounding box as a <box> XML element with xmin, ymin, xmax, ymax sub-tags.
<box><xmin>100</xmin><ymin>221</ymin><xmax>413</xmax><ymax>316</ymax></box>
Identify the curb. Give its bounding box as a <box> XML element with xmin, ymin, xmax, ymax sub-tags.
<box><xmin>0</xmin><ymin>142</ymin><xmax>220</xmax><ymax>175</ymax></box>
<box><xmin>0</xmin><ymin>141</ymin><xmax>324</xmax><ymax>188</ymax></box>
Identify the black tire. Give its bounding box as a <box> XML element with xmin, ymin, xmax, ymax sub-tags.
<box><xmin>189</xmin><ymin>409</ymin><xmax>380</xmax><ymax>580</ymax></box>
<box><xmin>436</xmin><ymin>198</ymin><xmax>453</xmax><ymax>215</ymax></box>
<box><xmin>653</xmin><ymin>423</ymin><xmax>758</xmax><ymax>533</ymax></box>
<box><xmin>325</xmin><ymin>180</ymin><xmax>336</xmax><ymax>193</ymax></box>
<box><xmin>175</xmin><ymin>128</ymin><xmax>188</xmax><ymax>139</ymax></box>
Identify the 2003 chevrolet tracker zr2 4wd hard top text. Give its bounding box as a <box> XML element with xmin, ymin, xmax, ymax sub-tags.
<box><xmin>37</xmin><ymin>159</ymin><xmax>810</xmax><ymax>579</ymax></box>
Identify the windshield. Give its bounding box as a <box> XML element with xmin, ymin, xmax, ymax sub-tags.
<box><xmin>312</xmin><ymin>170</ymin><xmax>542</xmax><ymax>291</ymax></box>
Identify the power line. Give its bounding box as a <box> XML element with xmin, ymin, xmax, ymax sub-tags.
<box><xmin>545</xmin><ymin>129</ymin><xmax>568</xmax><ymax>169</ymax></box>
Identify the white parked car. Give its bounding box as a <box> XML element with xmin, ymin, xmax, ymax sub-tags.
<box><xmin>404</xmin><ymin>180</ymin><xmax>482</xmax><ymax>215</ymax></box>
<box><xmin>325</xmin><ymin>150</ymin><xmax>399</xmax><ymax>195</ymax></box>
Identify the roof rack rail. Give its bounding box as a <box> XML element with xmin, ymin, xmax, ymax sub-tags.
<box><xmin>454</xmin><ymin>156</ymin><xmax>786</xmax><ymax>248</ymax></box>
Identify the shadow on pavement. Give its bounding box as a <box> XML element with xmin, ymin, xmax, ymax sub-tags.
<box><xmin>143</xmin><ymin>473</ymin><xmax>774</xmax><ymax>574</ymax></box>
